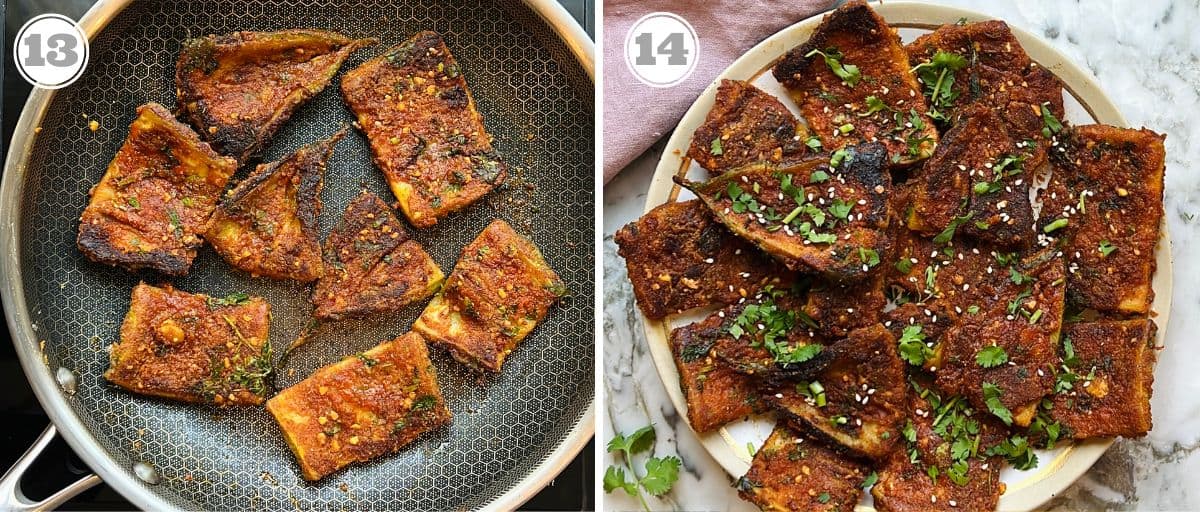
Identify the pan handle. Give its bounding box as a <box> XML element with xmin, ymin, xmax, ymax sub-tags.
<box><xmin>0</xmin><ymin>424</ymin><xmax>102</xmax><ymax>512</ymax></box>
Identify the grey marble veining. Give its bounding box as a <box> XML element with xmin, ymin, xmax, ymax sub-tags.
<box><xmin>601</xmin><ymin>1</ymin><xmax>1200</xmax><ymax>510</ymax></box>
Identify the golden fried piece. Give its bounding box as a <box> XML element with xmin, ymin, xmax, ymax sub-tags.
<box><xmin>908</xmin><ymin>107</ymin><xmax>1036</xmax><ymax>248</ymax></box>
<box><xmin>176</xmin><ymin>29</ymin><xmax>375</xmax><ymax>162</ymax></box>
<box><xmin>736</xmin><ymin>424</ymin><xmax>870</xmax><ymax>511</ymax></box>
<box><xmin>104</xmin><ymin>283</ymin><xmax>271</xmax><ymax>406</ymax></box>
<box><xmin>266</xmin><ymin>332</ymin><xmax>451</xmax><ymax>481</ymax></box>
<box><xmin>670</xmin><ymin>309</ymin><xmax>768</xmax><ymax>433</ymax></box>
<box><xmin>770</xmin><ymin>325</ymin><xmax>906</xmax><ymax>459</ymax></box>
<box><xmin>686</xmin><ymin>79</ymin><xmax>808</xmax><ymax>174</ymax></box>
<box><xmin>935</xmin><ymin>250</ymin><xmax>1065</xmax><ymax>428</ymax></box>
<box><xmin>678</xmin><ymin>143</ymin><xmax>892</xmax><ymax>279</ymax></box>
<box><xmin>772</xmin><ymin>0</ymin><xmax>938</xmax><ymax>167</ymax></box>
<box><xmin>615</xmin><ymin>199</ymin><xmax>794</xmax><ymax>320</ymax></box>
<box><xmin>206</xmin><ymin>129</ymin><xmax>345</xmax><ymax>282</ymax></box>
<box><xmin>413</xmin><ymin>220</ymin><xmax>564</xmax><ymax>372</ymax></box>
<box><xmin>77</xmin><ymin>103</ymin><xmax>238</xmax><ymax>276</ymax></box>
<box><xmin>803</xmin><ymin>275</ymin><xmax>886</xmax><ymax>338</ymax></box>
<box><xmin>906</xmin><ymin>20</ymin><xmax>1065</xmax><ymax>158</ymax></box>
<box><xmin>1051</xmin><ymin>319</ymin><xmax>1157</xmax><ymax>439</ymax></box>
<box><xmin>1039</xmin><ymin>125</ymin><xmax>1166</xmax><ymax>315</ymax></box>
<box><xmin>311</xmin><ymin>191</ymin><xmax>444</xmax><ymax>321</ymax></box>
<box><xmin>341</xmin><ymin>31</ymin><xmax>505</xmax><ymax>228</ymax></box>
<box><xmin>871</xmin><ymin>390</ymin><xmax>1005</xmax><ymax>512</ymax></box>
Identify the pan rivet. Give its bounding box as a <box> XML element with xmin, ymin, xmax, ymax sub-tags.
<box><xmin>55</xmin><ymin>367</ymin><xmax>77</xmax><ymax>395</ymax></box>
<box><xmin>133</xmin><ymin>461</ymin><xmax>162</xmax><ymax>485</ymax></box>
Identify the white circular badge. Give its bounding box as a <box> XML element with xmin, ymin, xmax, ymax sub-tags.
<box><xmin>14</xmin><ymin>13</ymin><xmax>90</xmax><ymax>89</ymax></box>
<box><xmin>623</xmin><ymin>12</ymin><xmax>699</xmax><ymax>88</ymax></box>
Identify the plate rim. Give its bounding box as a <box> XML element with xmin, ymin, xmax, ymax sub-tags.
<box><xmin>636</xmin><ymin>2</ymin><xmax>1173</xmax><ymax>510</ymax></box>
<box><xmin>0</xmin><ymin>1</ymin><xmax>595</xmax><ymax>511</ymax></box>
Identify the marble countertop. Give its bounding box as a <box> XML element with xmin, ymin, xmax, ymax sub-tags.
<box><xmin>602</xmin><ymin>1</ymin><xmax>1200</xmax><ymax>510</ymax></box>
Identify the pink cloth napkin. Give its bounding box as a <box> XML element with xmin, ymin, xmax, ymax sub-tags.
<box><xmin>602</xmin><ymin>0</ymin><xmax>836</xmax><ymax>182</ymax></box>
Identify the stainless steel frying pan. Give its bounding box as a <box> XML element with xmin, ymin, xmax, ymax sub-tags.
<box><xmin>0</xmin><ymin>0</ymin><xmax>595</xmax><ymax>509</ymax></box>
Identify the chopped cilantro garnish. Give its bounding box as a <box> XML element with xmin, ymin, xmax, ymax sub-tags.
<box><xmin>975</xmin><ymin>345</ymin><xmax>1008</xmax><ymax>368</ymax></box>
<box><xmin>933</xmin><ymin>212</ymin><xmax>974</xmax><ymax>245</ymax></box>
<box><xmin>982</xmin><ymin>382</ymin><xmax>1013</xmax><ymax>425</ymax></box>
<box><xmin>809</xmin><ymin>170</ymin><xmax>830</xmax><ymax>183</ymax></box>
<box><xmin>804</xmin><ymin>136</ymin><xmax>823</xmax><ymax>152</ymax></box>
<box><xmin>860</xmin><ymin>96</ymin><xmax>888</xmax><ymax>117</ymax></box>
<box><xmin>1099</xmin><ymin>240</ymin><xmax>1116</xmax><ymax>257</ymax></box>
<box><xmin>710</xmin><ymin>137</ymin><xmax>724</xmax><ymax>156</ymax></box>
<box><xmin>806</xmin><ymin>48</ymin><xmax>861</xmax><ymax>87</ymax></box>
<box><xmin>897</xmin><ymin>324</ymin><xmax>931</xmax><ymax>366</ymax></box>
<box><xmin>1040</xmin><ymin>101</ymin><xmax>1064</xmax><ymax>137</ymax></box>
<box><xmin>858</xmin><ymin>247</ymin><xmax>880</xmax><ymax>268</ymax></box>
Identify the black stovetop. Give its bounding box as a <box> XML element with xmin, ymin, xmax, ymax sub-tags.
<box><xmin>0</xmin><ymin>1</ymin><xmax>594</xmax><ymax>510</ymax></box>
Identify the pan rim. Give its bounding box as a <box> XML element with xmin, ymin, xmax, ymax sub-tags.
<box><xmin>0</xmin><ymin>1</ymin><xmax>595</xmax><ymax>510</ymax></box>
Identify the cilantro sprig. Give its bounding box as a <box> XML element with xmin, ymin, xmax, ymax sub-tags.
<box><xmin>604</xmin><ymin>425</ymin><xmax>682</xmax><ymax>510</ymax></box>
<box><xmin>806</xmin><ymin>48</ymin><xmax>861</xmax><ymax>87</ymax></box>
<box><xmin>911</xmin><ymin>50</ymin><xmax>969</xmax><ymax>122</ymax></box>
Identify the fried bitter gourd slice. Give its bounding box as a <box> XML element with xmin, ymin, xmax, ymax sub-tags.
<box><xmin>266</xmin><ymin>332</ymin><xmax>451</xmax><ymax>481</ymax></box>
<box><xmin>311</xmin><ymin>191</ymin><xmax>444</xmax><ymax>321</ymax></box>
<box><xmin>206</xmin><ymin>128</ymin><xmax>345</xmax><ymax>282</ymax></box>
<box><xmin>769</xmin><ymin>324</ymin><xmax>907</xmax><ymax>459</ymax></box>
<box><xmin>686</xmin><ymin>79</ymin><xmax>808</xmax><ymax>174</ymax></box>
<box><xmin>906</xmin><ymin>20</ymin><xmax>1065</xmax><ymax>164</ymax></box>
<box><xmin>908</xmin><ymin>106</ymin><xmax>1037</xmax><ymax>248</ymax></box>
<box><xmin>709</xmin><ymin>284</ymin><xmax>836</xmax><ymax>384</ymax></box>
<box><xmin>413</xmin><ymin>220</ymin><xmax>565</xmax><ymax>372</ymax></box>
<box><xmin>341</xmin><ymin>31</ymin><xmax>506</xmax><ymax>228</ymax></box>
<box><xmin>678</xmin><ymin>143</ymin><xmax>892</xmax><ymax>280</ymax></box>
<box><xmin>772</xmin><ymin>0</ymin><xmax>938</xmax><ymax>167</ymax></box>
<box><xmin>1039</xmin><ymin>125</ymin><xmax>1166</xmax><ymax>315</ymax></box>
<box><xmin>871</xmin><ymin>387</ymin><xmax>1005</xmax><ymax>512</ymax></box>
<box><xmin>104</xmin><ymin>283</ymin><xmax>271</xmax><ymax>406</ymax></box>
<box><xmin>670</xmin><ymin>308</ymin><xmax>770</xmax><ymax>433</ymax></box>
<box><xmin>615</xmin><ymin>199</ymin><xmax>794</xmax><ymax>320</ymax></box>
<box><xmin>77</xmin><ymin>103</ymin><xmax>238</xmax><ymax>276</ymax></box>
<box><xmin>1050</xmin><ymin>319</ymin><xmax>1157</xmax><ymax>439</ymax></box>
<box><xmin>736</xmin><ymin>423</ymin><xmax>870</xmax><ymax>512</ymax></box>
<box><xmin>803</xmin><ymin>274</ymin><xmax>886</xmax><ymax>339</ymax></box>
<box><xmin>176</xmin><ymin>29</ymin><xmax>375</xmax><ymax>162</ymax></box>
<box><xmin>935</xmin><ymin>249</ymin><xmax>1065</xmax><ymax>428</ymax></box>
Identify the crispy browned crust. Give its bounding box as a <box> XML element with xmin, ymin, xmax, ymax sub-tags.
<box><xmin>311</xmin><ymin>191</ymin><xmax>444</xmax><ymax>321</ymax></box>
<box><xmin>413</xmin><ymin>220</ymin><xmax>563</xmax><ymax>372</ymax></box>
<box><xmin>1051</xmin><ymin>319</ymin><xmax>1156</xmax><ymax>439</ymax></box>
<box><xmin>908</xmin><ymin>106</ymin><xmax>1036</xmax><ymax>247</ymax></box>
<box><xmin>104</xmin><ymin>283</ymin><xmax>271</xmax><ymax>406</ymax></box>
<box><xmin>678</xmin><ymin>143</ymin><xmax>893</xmax><ymax>280</ymax></box>
<box><xmin>772</xmin><ymin>0</ymin><xmax>938</xmax><ymax>167</ymax></box>
<box><xmin>206</xmin><ymin>128</ymin><xmax>345</xmax><ymax>282</ymax></box>
<box><xmin>1040</xmin><ymin>125</ymin><xmax>1166</xmax><ymax>315</ymax></box>
<box><xmin>77</xmin><ymin>103</ymin><xmax>238</xmax><ymax>276</ymax></box>
<box><xmin>803</xmin><ymin>274</ymin><xmax>886</xmax><ymax>338</ymax></box>
<box><xmin>737</xmin><ymin>424</ymin><xmax>869</xmax><ymax>511</ymax></box>
<box><xmin>176</xmin><ymin>29</ymin><xmax>375</xmax><ymax>162</ymax></box>
<box><xmin>871</xmin><ymin>392</ymin><xmax>1004</xmax><ymax>512</ymax></box>
<box><xmin>770</xmin><ymin>324</ymin><xmax>907</xmax><ymax>459</ymax></box>
<box><xmin>686</xmin><ymin>80</ymin><xmax>808</xmax><ymax>174</ymax></box>
<box><xmin>341</xmin><ymin>31</ymin><xmax>505</xmax><ymax>228</ymax></box>
<box><xmin>670</xmin><ymin>309</ymin><xmax>769</xmax><ymax>433</ymax></box>
<box><xmin>615</xmin><ymin>199</ymin><xmax>794</xmax><ymax>320</ymax></box>
<box><xmin>935</xmin><ymin>250</ymin><xmax>1065</xmax><ymax>427</ymax></box>
<box><xmin>906</xmin><ymin>21</ymin><xmax>1064</xmax><ymax>151</ymax></box>
<box><xmin>265</xmin><ymin>332</ymin><xmax>451</xmax><ymax>481</ymax></box>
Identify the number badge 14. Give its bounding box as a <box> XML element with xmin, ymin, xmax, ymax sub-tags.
<box><xmin>623</xmin><ymin>12</ymin><xmax>698</xmax><ymax>88</ymax></box>
<box><xmin>15</xmin><ymin>13</ymin><xmax>89</xmax><ymax>89</ymax></box>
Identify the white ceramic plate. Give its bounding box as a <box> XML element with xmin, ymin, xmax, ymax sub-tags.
<box><xmin>639</xmin><ymin>2</ymin><xmax>1173</xmax><ymax>510</ymax></box>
